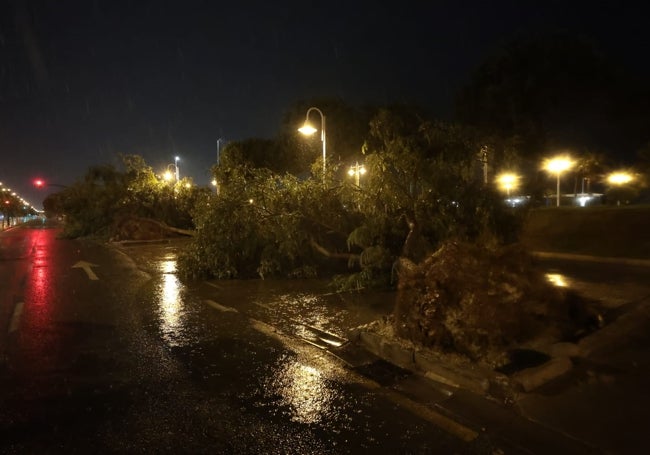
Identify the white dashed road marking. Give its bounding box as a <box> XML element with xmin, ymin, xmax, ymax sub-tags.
<box><xmin>8</xmin><ymin>302</ymin><xmax>24</xmax><ymax>334</ymax></box>
<box><xmin>204</xmin><ymin>299</ymin><xmax>238</xmax><ymax>313</ymax></box>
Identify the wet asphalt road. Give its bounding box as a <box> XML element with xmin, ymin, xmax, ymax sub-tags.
<box><xmin>0</xmin><ymin>223</ymin><xmax>503</xmax><ymax>454</ymax></box>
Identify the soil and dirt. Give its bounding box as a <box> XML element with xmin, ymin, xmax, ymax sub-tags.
<box><xmin>390</xmin><ymin>240</ymin><xmax>601</xmax><ymax>368</ymax></box>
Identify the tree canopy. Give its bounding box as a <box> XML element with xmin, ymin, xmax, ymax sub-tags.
<box><xmin>44</xmin><ymin>154</ymin><xmax>208</xmax><ymax>238</ymax></box>
<box><xmin>455</xmin><ymin>33</ymin><xmax>650</xmax><ymax>161</ymax></box>
<box><xmin>178</xmin><ymin>105</ymin><xmax>522</xmax><ymax>289</ymax></box>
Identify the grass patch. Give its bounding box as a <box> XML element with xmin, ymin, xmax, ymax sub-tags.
<box><xmin>520</xmin><ymin>205</ymin><xmax>650</xmax><ymax>259</ymax></box>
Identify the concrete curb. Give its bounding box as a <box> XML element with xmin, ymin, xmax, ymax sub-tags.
<box><xmin>414</xmin><ymin>349</ymin><xmax>493</xmax><ymax>394</ymax></box>
<box><xmin>577</xmin><ymin>299</ymin><xmax>650</xmax><ymax>357</ymax></box>
<box><xmin>351</xmin><ymin>301</ymin><xmax>650</xmax><ymax>399</ymax></box>
<box><xmin>349</xmin><ymin>326</ymin><xmax>517</xmax><ymax>400</ymax></box>
<box><xmin>532</xmin><ymin>251</ymin><xmax>650</xmax><ymax>267</ymax></box>
<box><xmin>512</xmin><ymin>356</ymin><xmax>572</xmax><ymax>392</ymax></box>
<box><xmin>111</xmin><ymin>239</ymin><xmax>171</xmax><ymax>246</ymax></box>
<box><xmin>349</xmin><ymin>323</ymin><xmax>583</xmax><ymax>400</ymax></box>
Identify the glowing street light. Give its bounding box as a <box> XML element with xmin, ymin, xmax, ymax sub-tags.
<box><xmin>607</xmin><ymin>172</ymin><xmax>634</xmax><ymax>186</ymax></box>
<box><xmin>543</xmin><ymin>155</ymin><xmax>574</xmax><ymax>207</ymax></box>
<box><xmin>298</xmin><ymin>107</ymin><xmax>326</xmax><ymax>183</ymax></box>
<box><xmin>347</xmin><ymin>162</ymin><xmax>366</xmax><ymax>186</ymax></box>
<box><xmin>174</xmin><ymin>156</ymin><xmax>180</xmax><ymax>180</ymax></box>
<box><xmin>495</xmin><ymin>172</ymin><xmax>519</xmax><ymax>198</ymax></box>
<box><xmin>163</xmin><ymin>169</ymin><xmax>175</xmax><ymax>182</ymax></box>
<box><xmin>607</xmin><ymin>171</ymin><xmax>635</xmax><ymax>206</ymax></box>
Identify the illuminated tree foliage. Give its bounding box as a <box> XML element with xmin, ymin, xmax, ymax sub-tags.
<box><xmin>44</xmin><ymin>155</ymin><xmax>208</xmax><ymax>238</ymax></box>
<box><xmin>178</xmin><ymin>106</ymin><xmax>522</xmax><ymax>288</ymax></box>
<box><xmin>338</xmin><ymin>108</ymin><xmax>521</xmax><ymax>288</ymax></box>
<box><xmin>179</xmin><ymin>158</ymin><xmax>355</xmax><ymax>280</ymax></box>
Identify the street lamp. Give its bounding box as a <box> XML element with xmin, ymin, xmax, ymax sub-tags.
<box><xmin>607</xmin><ymin>172</ymin><xmax>633</xmax><ymax>186</ymax></box>
<box><xmin>543</xmin><ymin>155</ymin><xmax>574</xmax><ymax>207</ymax></box>
<box><xmin>607</xmin><ymin>171</ymin><xmax>635</xmax><ymax>206</ymax></box>
<box><xmin>174</xmin><ymin>156</ymin><xmax>180</xmax><ymax>181</ymax></box>
<box><xmin>216</xmin><ymin>138</ymin><xmax>223</xmax><ymax>166</ymax></box>
<box><xmin>347</xmin><ymin>162</ymin><xmax>366</xmax><ymax>186</ymax></box>
<box><xmin>298</xmin><ymin>107</ymin><xmax>326</xmax><ymax>183</ymax></box>
<box><xmin>495</xmin><ymin>172</ymin><xmax>519</xmax><ymax>198</ymax></box>
<box><xmin>163</xmin><ymin>164</ymin><xmax>176</xmax><ymax>182</ymax></box>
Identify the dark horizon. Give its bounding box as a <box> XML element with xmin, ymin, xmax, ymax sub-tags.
<box><xmin>2</xmin><ymin>0</ymin><xmax>649</xmax><ymax>208</ymax></box>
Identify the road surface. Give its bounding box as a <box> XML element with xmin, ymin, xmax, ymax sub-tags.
<box><xmin>1</xmin><ymin>222</ymin><xmax>502</xmax><ymax>453</ymax></box>
<box><xmin>3</xmin><ymin>221</ymin><xmax>645</xmax><ymax>453</ymax></box>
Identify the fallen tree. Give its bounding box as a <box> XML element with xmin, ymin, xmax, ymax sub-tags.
<box><xmin>112</xmin><ymin>216</ymin><xmax>195</xmax><ymax>241</ymax></box>
<box><xmin>393</xmin><ymin>240</ymin><xmax>602</xmax><ymax>367</ymax></box>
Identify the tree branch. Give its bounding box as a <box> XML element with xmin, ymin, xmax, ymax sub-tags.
<box><xmin>309</xmin><ymin>238</ymin><xmax>359</xmax><ymax>262</ymax></box>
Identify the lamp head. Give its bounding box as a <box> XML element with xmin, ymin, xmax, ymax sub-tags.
<box><xmin>543</xmin><ymin>156</ymin><xmax>574</xmax><ymax>174</ymax></box>
<box><xmin>298</xmin><ymin>123</ymin><xmax>317</xmax><ymax>135</ymax></box>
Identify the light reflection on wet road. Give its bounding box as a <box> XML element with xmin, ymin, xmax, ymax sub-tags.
<box><xmin>141</xmin><ymin>244</ymin><xmax>366</xmax><ymax>430</ymax></box>
<box><xmin>157</xmin><ymin>254</ymin><xmax>186</xmax><ymax>347</ymax></box>
<box><xmin>0</xmin><ymin>231</ymin><xmax>516</xmax><ymax>452</ymax></box>
<box><xmin>126</xmin><ymin>240</ymin><xmax>480</xmax><ymax>452</ymax></box>
<box><xmin>3</xmin><ymin>227</ymin><xmax>648</xmax><ymax>452</ymax></box>
<box><xmin>263</xmin><ymin>355</ymin><xmax>337</xmax><ymax>425</ymax></box>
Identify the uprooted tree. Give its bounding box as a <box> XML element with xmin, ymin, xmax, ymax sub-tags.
<box><xmin>391</xmin><ymin>240</ymin><xmax>602</xmax><ymax>367</ymax></box>
<box><xmin>43</xmin><ymin>154</ymin><xmax>208</xmax><ymax>239</ymax></box>
<box><xmin>178</xmin><ymin>105</ymin><xmax>523</xmax><ymax>284</ymax></box>
<box><xmin>178</xmin><ymin>104</ymin><xmax>600</xmax><ymax>365</ymax></box>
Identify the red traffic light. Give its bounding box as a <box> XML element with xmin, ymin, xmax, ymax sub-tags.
<box><xmin>34</xmin><ymin>179</ymin><xmax>45</xmax><ymax>188</ymax></box>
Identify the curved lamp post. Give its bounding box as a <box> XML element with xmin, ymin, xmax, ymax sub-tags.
<box><xmin>298</xmin><ymin>107</ymin><xmax>326</xmax><ymax>183</ymax></box>
<box><xmin>543</xmin><ymin>155</ymin><xmax>574</xmax><ymax>207</ymax></box>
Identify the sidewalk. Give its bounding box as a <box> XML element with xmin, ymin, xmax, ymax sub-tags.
<box><xmin>516</xmin><ymin>297</ymin><xmax>650</xmax><ymax>453</ymax></box>
<box><xmin>532</xmin><ymin>250</ymin><xmax>650</xmax><ymax>268</ymax></box>
<box><xmin>345</xmin><ymin>253</ymin><xmax>650</xmax><ymax>453</ymax></box>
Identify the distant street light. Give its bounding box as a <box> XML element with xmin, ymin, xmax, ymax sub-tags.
<box><xmin>543</xmin><ymin>155</ymin><xmax>574</xmax><ymax>207</ymax></box>
<box><xmin>347</xmin><ymin>162</ymin><xmax>366</xmax><ymax>187</ymax></box>
<box><xmin>607</xmin><ymin>171</ymin><xmax>635</xmax><ymax>206</ymax></box>
<box><xmin>174</xmin><ymin>156</ymin><xmax>180</xmax><ymax>180</ymax></box>
<box><xmin>495</xmin><ymin>172</ymin><xmax>519</xmax><ymax>198</ymax></box>
<box><xmin>298</xmin><ymin>107</ymin><xmax>326</xmax><ymax>183</ymax></box>
<box><xmin>607</xmin><ymin>172</ymin><xmax>633</xmax><ymax>186</ymax></box>
<box><xmin>163</xmin><ymin>164</ymin><xmax>176</xmax><ymax>182</ymax></box>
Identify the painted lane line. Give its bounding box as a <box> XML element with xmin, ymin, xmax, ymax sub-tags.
<box><xmin>72</xmin><ymin>261</ymin><xmax>99</xmax><ymax>280</ymax></box>
<box><xmin>381</xmin><ymin>387</ymin><xmax>478</xmax><ymax>442</ymax></box>
<box><xmin>8</xmin><ymin>302</ymin><xmax>24</xmax><ymax>334</ymax></box>
<box><xmin>204</xmin><ymin>299</ymin><xmax>238</xmax><ymax>313</ymax></box>
<box><xmin>204</xmin><ymin>281</ymin><xmax>221</xmax><ymax>290</ymax></box>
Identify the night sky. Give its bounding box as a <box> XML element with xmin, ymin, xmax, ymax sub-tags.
<box><xmin>1</xmin><ymin>0</ymin><xmax>649</xmax><ymax>208</ymax></box>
